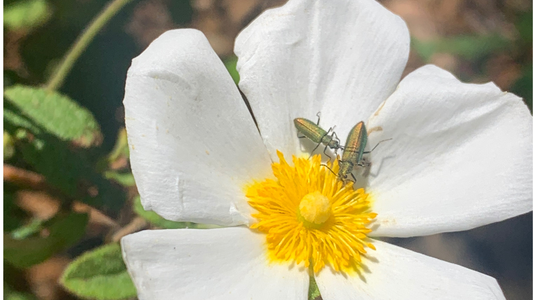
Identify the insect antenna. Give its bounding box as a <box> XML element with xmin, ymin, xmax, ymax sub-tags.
<box><xmin>364</xmin><ymin>138</ymin><xmax>393</xmax><ymax>154</ymax></box>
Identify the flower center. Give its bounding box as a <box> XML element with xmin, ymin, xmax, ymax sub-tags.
<box><xmin>298</xmin><ymin>191</ymin><xmax>331</xmax><ymax>227</ymax></box>
<box><xmin>246</xmin><ymin>151</ymin><xmax>377</xmax><ymax>274</ymax></box>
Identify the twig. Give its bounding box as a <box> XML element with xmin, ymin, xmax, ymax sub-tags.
<box><xmin>46</xmin><ymin>0</ymin><xmax>133</xmax><ymax>91</ymax></box>
<box><xmin>4</xmin><ymin>164</ymin><xmax>47</xmax><ymax>189</ymax></box>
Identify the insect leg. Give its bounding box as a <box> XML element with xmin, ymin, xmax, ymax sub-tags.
<box><xmin>363</xmin><ymin>138</ymin><xmax>393</xmax><ymax>154</ymax></box>
<box><xmin>358</xmin><ymin>157</ymin><xmax>371</xmax><ymax>167</ymax></box>
<box><xmin>350</xmin><ymin>173</ymin><xmax>357</xmax><ymax>183</ymax></box>
<box><xmin>331</xmin><ymin>132</ymin><xmax>342</xmax><ymax>155</ymax></box>
<box><xmin>322</xmin><ymin>147</ymin><xmax>333</xmax><ymax>162</ymax></box>
<box><xmin>311</xmin><ymin>138</ymin><xmax>323</xmax><ymax>155</ymax></box>
<box><xmin>321</xmin><ymin>163</ymin><xmax>337</xmax><ymax>176</ymax></box>
<box><xmin>312</xmin><ymin>127</ymin><xmax>333</xmax><ymax>156</ymax></box>
<box><xmin>322</xmin><ymin>128</ymin><xmax>336</xmax><ymax>161</ymax></box>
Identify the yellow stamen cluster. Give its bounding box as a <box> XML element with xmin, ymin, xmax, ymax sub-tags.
<box><xmin>299</xmin><ymin>191</ymin><xmax>332</xmax><ymax>226</ymax></box>
<box><xmin>246</xmin><ymin>151</ymin><xmax>377</xmax><ymax>274</ymax></box>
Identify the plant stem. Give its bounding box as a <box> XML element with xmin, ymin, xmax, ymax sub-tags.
<box><xmin>46</xmin><ymin>0</ymin><xmax>133</xmax><ymax>91</ymax></box>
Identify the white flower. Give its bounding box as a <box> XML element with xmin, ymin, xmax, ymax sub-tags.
<box><xmin>121</xmin><ymin>0</ymin><xmax>532</xmax><ymax>299</ymax></box>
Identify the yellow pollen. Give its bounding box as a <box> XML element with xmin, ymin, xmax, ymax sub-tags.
<box><xmin>246</xmin><ymin>150</ymin><xmax>377</xmax><ymax>274</ymax></box>
<box><xmin>298</xmin><ymin>191</ymin><xmax>331</xmax><ymax>226</ymax></box>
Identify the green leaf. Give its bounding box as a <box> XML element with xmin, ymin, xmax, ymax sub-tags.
<box><xmin>4</xmin><ymin>187</ymin><xmax>28</xmax><ymax>232</ymax></box>
<box><xmin>60</xmin><ymin>243</ymin><xmax>137</xmax><ymax>300</ymax></box>
<box><xmin>4</xmin><ymin>213</ymin><xmax>88</xmax><ymax>268</ymax></box>
<box><xmin>4</xmin><ymin>102</ymin><xmax>126</xmax><ymax>212</ymax></box>
<box><xmin>10</xmin><ymin>219</ymin><xmax>44</xmax><ymax>240</ymax></box>
<box><xmin>4</xmin><ymin>0</ymin><xmax>52</xmax><ymax>31</ymax></box>
<box><xmin>14</xmin><ymin>131</ymin><xmax>125</xmax><ymax>210</ymax></box>
<box><xmin>4</xmin><ymin>282</ymin><xmax>37</xmax><ymax>300</ymax></box>
<box><xmin>511</xmin><ymin>63</ymin><xmax>532</xmax><ymax>112</ymax></box>
<box><xmin>412</xmin><ymin>34</ymin><xmax>509</xmax><ymax>62</ymax></box>
<box><xmin>4</xmin><ymin>131</ymin><xmax>15</xmax><ymax>160</ymax></box>
<box><xmin>4</xmin><ymin>85</ymin><xmax>102</xmax><ymax>147</ymax></box>
<box><xmin>516</xmin><ymin>11</ymin><xmax>532</xmax><ymax>44</ymax></box>
<box><xmin>308</xmin><ymin>276</ymin><xmax>321</xmax><ymax>300</ymax></box>
<box><xmin>133</xmin><ymin>196</ymin><xmax>188</xmax><ymax>229</ymax></box>
<box><xmin>105</xmin><ymin>128</ymin><xmax>129</xmax><ymax>165</ymax></box>
<box><xmin>224</xmin><ymin>56</ymin><xmax>240</xmax><ymax>84</ymax></box>
<box><xmin>3</xmin><ymin>107</ymin><xmax>42</xmax><ymax>135</ymax></box>
<box><xmin>5</xmin><ymin>290</ymin><xmax>36</xmax><ymax>300</ymax></box>
<box><xmin>104</xmin><ymin>171</ymin><xmax>135</xmax><ymax>187</ymax></box>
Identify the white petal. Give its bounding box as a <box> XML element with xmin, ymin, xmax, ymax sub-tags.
<box><xmin>124</xmin><ymin>29</ymin><xmax>271</xmax><ymax>226</ymax></box>
<box><xmin>365</xmin><ymin>65</ymin><xmax>532</xmax><ymax>237</ymax></box>
<box><xmin>235</xmin><ymin>0</ymin><xmax>410</xmax><ymax>159</ymax></box>
<box><xmin>121</xmin><ymin>227</ymin><xmax>308</xmax><ymax>300</ymax></box>
<box><xmin>316</xmin><ymin>240</ymin><xmax>505</xmax><ymax>300</ymax></box>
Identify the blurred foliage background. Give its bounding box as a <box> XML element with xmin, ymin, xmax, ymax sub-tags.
<box><xmin>3</xmin><ymin>0</ymin><xmax>532</xmax><ymax>299</ymax></box>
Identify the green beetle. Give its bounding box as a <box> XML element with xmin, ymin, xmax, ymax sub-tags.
<box><xmin>338</xmin><ymin>121</ymin><xmax>390</xmax><ymax>184</ymax></box>
<box><xmin>294</xmin><ymin>113</ymin><xmax>342</xmax><ymax>158</ymax></box>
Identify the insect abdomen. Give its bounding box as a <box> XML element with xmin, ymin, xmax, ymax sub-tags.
<box><xmin>294</xmin><ymin>118</ymin><xmax>328</xmax><ymax>143</ymax></box>
<box><xmin>342</xmin><ymin>121</ymin><xmax>368</xmax><ymax>165</ymax></box>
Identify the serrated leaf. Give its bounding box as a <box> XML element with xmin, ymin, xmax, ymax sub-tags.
<box><xmin>4</xmin><ymin>213</ymin><xmax>88</xmax><ymax>268</ymax></box>
<box><xmin>133</xmin><ymin>196</ymin><xmax>188</xmax><ymax>229</ymax></box>
<box><xmin>4</xmin><ymin>85</ymin><xmax>102</xmax><ymax>147</ymax></box>
<box><xmin>60</xmin><ymin>243</ymin><xmax>137</xmax><ymax>300</ymax></box>
<box><xmin>4</xmin><ymin>0</ymin><xmax>52</xmax><ymax>31</ymax></box>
